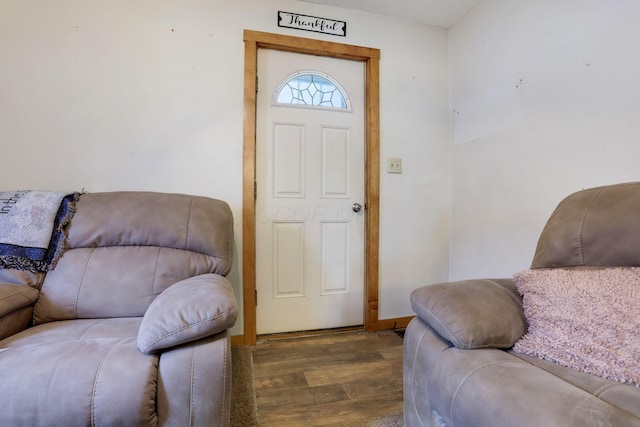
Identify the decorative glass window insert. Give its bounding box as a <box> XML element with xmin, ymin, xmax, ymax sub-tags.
<box><xmin>274</xmin><ymin>71</ymin><xmax>351</xmax><ymax>111</ymax></box>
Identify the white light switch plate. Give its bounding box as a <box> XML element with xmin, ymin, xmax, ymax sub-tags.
<box><xmin>387</xmin><ymin>158</ymin><xmax>402</xmax><ymax>174</ymax></box>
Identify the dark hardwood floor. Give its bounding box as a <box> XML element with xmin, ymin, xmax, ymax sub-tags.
<box><xmin>251</xmin><ymin>330</ymin><xmax>404</xmax><ymax>426</ymax></box>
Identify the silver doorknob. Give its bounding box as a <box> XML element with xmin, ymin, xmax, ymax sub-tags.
<box><xmin>352</xmin><ymin>203</ymin><xmax>363</xmax><ymax>213</ymax></box>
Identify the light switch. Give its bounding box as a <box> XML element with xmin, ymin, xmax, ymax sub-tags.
<box><xmin>387</xmin><ymin>158</ymin><xmax>402</xmax><ymax>174</ymax></box>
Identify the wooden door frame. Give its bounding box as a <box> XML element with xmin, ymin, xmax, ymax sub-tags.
<box><xmin>242</xmin><ymin>30</ymin><xmax>381</xmax><ymax>345</ymax></box>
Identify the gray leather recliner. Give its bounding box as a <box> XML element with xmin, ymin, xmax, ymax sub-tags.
<box><xmin>0</xmin><ymin>191</ymin><xmax>238</xmax><ymax>426</ymax></box>
<box><xmin>404</xmin><ymin>182</ymin><xmax>640</xmax><ymax>427</ymax></box>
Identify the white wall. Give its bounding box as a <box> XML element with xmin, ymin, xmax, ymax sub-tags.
<box><xmin>449</xmin><ymin>0</ymin><xmax>640</xmax><ymax>280</ymax></box>
<box><xmin>1</xmin><ymin>0</ymin><xmax>450</xmax><ymax>334</ymax></box>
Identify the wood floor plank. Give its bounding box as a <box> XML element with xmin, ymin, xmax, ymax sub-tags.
<box><xmin>254</xmin><ymin>371</ymin><xmax>308</xmax><ymax>391</ymax></box>
<box><xmin>251</xmin><ymin>330</ymin><xmax>404</xmax><ymax>426</ymax></box>
<box><xmin>252</xmin><ymin>345</ymin><xmax>385</xmax><ymax>378</ymax></box>
<box><xmin>378</xmin><ymin>345</ymin><xmax>403</xmax><ymax>360</ymax></box>
<box><xmin>303</xmin><ymin>359</ymin><xmax>397</xmax><ymax>387</ymax></box>
<box><xmin>342</xmin><ymin>374</ymin><xmax>403</xmax><ymax>400</ymax></box>
<box><xmin>256</xmin><ymin>383</ymin><xmax>349</xmax><ymax>409</ymax></box>
<box><xmin>257</xmin><ymin>397</ymin><xmax>402</xmax><ymax>426</ymax></box>
<box><xmin>253</xmin><ymin>333</ymin><xmax>393</xmax><ymax>361</ymax></box>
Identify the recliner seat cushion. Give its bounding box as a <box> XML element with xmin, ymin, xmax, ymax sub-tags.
<box><xmin>512</xmin><ymin>351</ymin><xmax>640</xmax><ymax>419</ymax></box>
<box><xmin>0</xmin><ymin>318</ymin><xmax>141</xmax><ymax>348</ymax></box>
<box><xmin>0</xmin><ymin>337</ymin><xmax>158</xmax><ymax>427</ymax></box>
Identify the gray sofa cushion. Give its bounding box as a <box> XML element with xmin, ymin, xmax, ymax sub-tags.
<box><xmin>410</xmin><ymin>278</ymin><xmax>526</xmax><ymax>349</ymax></box>
<box><xmin>532</xmin><ymin>181</ymin><xmax>640</xmax><ymax>268</ymax></box>
<box><xmin>66</xmin><ymin>192</ymin><xmax>233</xmax><ymax>273</ymax></box>
<box><xmin>405</xmin><ymin>317</ymin><xmax>640</xmax><ymax>427</ymax></box>
<box><xmin>0</xmin><ymin>337</ymin><xmax>158</xmax><ymax>427</ymax></box>
<box><xmin>512</xmin><ymin>351</ymin><xmax>640</xmax><ymax>419</ymax></box>
<box><xmin>137</xmin><ymin>274</ymin><xmax>237</xmax><ymax>354</ymax></box>
<box><xmin>33</xmin><ymin>192</ymin><xmax>234</xmax><ymax>324</ymax></box>
<box><xmin>34</xmin><ymin>247</ymin><xmax>220</xmax><ymax>324</ymax></box>
<box><xmin>0</xmin><ymin>318</ymin><xmax>141</xmax><ymax>348</ymax></box>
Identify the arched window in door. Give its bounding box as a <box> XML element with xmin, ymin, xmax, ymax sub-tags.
<box><xmin>273</xmin><ymin>71</ymin><xmax>351</xmax><ymax>111</ymax></box>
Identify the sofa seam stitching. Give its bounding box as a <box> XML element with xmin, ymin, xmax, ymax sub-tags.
<box><xmin>189</xmin><ymin>343</ymin><xmax>197</xmax><ymax>427</ymax></box>
<box><xmin>512</xmin><ymin>353</ymin><xmax>639</xmax><ymax>412</ymax></box>
<box><xmin>90</xmin><ymin>344</ymin><xmax>118</xmax><ymax>427</ymax></box>
<box><xmin>221</xmin><ymin>338</ymin><xmax>229</xmax><ymax>427</ymax></box>
<box><xmin>450</xmin><ymin>360</ymin><xmax>505</xmax><ymax>424</ymax></box>
<box><xmin>74</xmin><ymin>247</ymin><xmax>95</xmax><ymax>319</ymax></box>
<box><xmin>143</xmin><ymin>309</ymin><xmax>234</xmax><ymax>351</ymax></box>
<box><xmin>593</xmin><ymin>382</ymin><xmax>618</xmax><ymax>397</ymax></box>
<box><xmin>482</xmin><ymin>279</ymin><xmax>522</xmax><ymax>307</ymax></box>
<box><xmin>185</xmin><ymin>197</ymin><xmax>193</xmax><ymax>251</ymax></box>
<box><xmin>151</xmin><ymin>247</ymin><xmax>161</xmax><ymax>298</ymax></box>
<box><xmin>419</xmin><ymin>305</ymin><xmax>464</xmax><ymax>348</ymax></box>
<box><xmin>577</xmin><ymin>188</ymin><xmax>603</xmax><ymax>265</ymax></box>
<box><xmin>412</xmin><ymin>323</ymin><xmax>431</xmax><ymax>427</ymax></box>
<box><xmin>0</xmin><ymin>288</ymin><xmax>38</xmax><ymax>317</ymax></box>
<box><xmin>0</xmin><ymin>288</ymin><xmax>37</xmax><ymax>302</ymax></box>
<box><xmin>79</xmin><ymin>318</ymin><xmax>107</xmax><ymax>340</ymax></box>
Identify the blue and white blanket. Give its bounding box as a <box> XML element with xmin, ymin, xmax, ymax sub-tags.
<box><xmin>0</xmin><ymin>191</ymin><xmax>80</xmax><ymax>273</ymax></box>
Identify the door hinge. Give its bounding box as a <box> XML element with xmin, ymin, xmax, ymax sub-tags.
<box><xmin>255</xmin><ymin>289</ymin><xmax>258</xmax><ymax>306</ymax></box>
<box><xmin>254</xmin><ymin>182</ymin><xmax>257</xmax><ymax>200</ymax></box>
<box><xmin>255</xmin><ymin>76</ymin><xmax>259</xmax><ymax>93</ymax></box>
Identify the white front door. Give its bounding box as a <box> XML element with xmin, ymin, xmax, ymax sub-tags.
<box><xmin>255</xmin><ymin>49</ymin><xmax>365</xmax><ymax>335</ymax></box>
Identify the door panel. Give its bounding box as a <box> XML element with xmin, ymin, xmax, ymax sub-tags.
<box><xmin>273</xmin><ymin>123</ymin><xmax>305</xmax><ymax>197</ymax></box>
<box><xmin>321</xmin><ymin>127</ymin><xmax>351</xmax><ymax>197</ymax></box>
<box><xmin>256</xmin><ymin>49</ymin><xmax>365</xmax><ymax>335</ymax></box>
<box><xmin>273</xmin><ymin>221</ymin><xmax>304</xmax><ymax>297</ymax></box>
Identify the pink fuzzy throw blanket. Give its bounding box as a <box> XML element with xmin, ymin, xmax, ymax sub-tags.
<box><xmin>513</xmin><ymin>267</ymin><xmax>640</xmax><ymax>387</ymax></box>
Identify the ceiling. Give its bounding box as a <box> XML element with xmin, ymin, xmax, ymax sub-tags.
<box><xmin>298</xmin><ymin>0</ymin><xmax>482</xmax><ymax>28</ymax></box>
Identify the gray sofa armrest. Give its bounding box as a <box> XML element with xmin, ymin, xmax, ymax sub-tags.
<box><xmin>410</xmin><ymin>278</ymin><xmax>526</xmax><ymax>349</ymax></box>
<box><xmin>137</xmin><ymin>274</ymin><xmax>238</xmax><ymax>354</ymax></box>
<box><xmin>0</xmin><ymin>283</ymin><xmax>39</xmax><ymax>319</ymax></box>
<box><xmin>0</xmin><ymin>283</ymin><xmax>39</xmax><ymax>340</ymax></box>
<box><xmin>157</xmin><ymin>332</ymin><xmax>232</xmax><ymax>426</ymax></box>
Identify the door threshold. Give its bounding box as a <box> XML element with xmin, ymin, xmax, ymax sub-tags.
<box><xmin>256</xmin><ymin>325</ymin><xmax>364</xmax><ymax>344</ymax></box>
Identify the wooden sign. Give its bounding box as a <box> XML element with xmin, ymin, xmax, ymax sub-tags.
<box><xmin>278</xmin><ymin>11</ymin><xmax>347</xmax><ymax>37</ymax></box>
